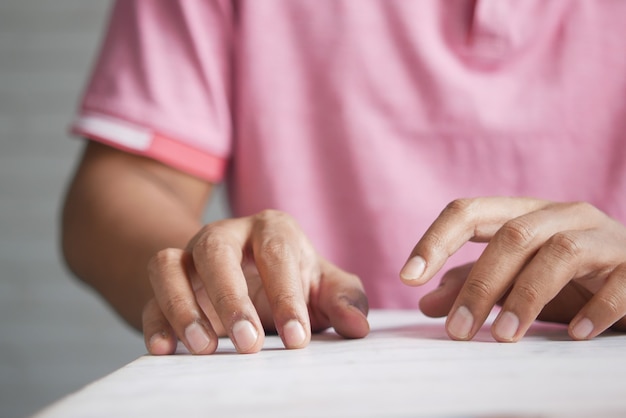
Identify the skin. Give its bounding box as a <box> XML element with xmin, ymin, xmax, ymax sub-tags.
<box><xmin>400</xmin><ymin>197</ymin><xmax>626</xmax><ymax>342</ymax></box>
<box><xmin>62</xmin><ymin>142</ymin><xmax>369</xmax><ymax>355</ymax></box>
<box><xmin>64</xmin><ymin>143</ymin><xmax>626</xmax><ymax>354</ymax></box>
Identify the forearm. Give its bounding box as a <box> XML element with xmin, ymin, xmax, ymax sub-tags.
<box><xmin>61</xmin><ymin>143</ymin><xmax>210</xmax><ymax>331</ymax></box>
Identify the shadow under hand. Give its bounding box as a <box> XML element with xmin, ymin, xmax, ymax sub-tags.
<box><xmin>313</xmin><ymin>319</ymin><xmax>575</xmax><ymax>343</ymax></box>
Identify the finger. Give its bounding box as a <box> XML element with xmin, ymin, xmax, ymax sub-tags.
<box><xmin>251</xmin><ymin>211</ymin><xmax>312</xmax><ymax>349</ymax></box>
<box><xmin>142</xmin><ymin>298</ymin><xmax>177</xmax><ymax>355</ymax></box>
<box><xmin>569</xmin><ymin>263</ymin><xmax>626</xmax><ymax>340</ymax></box>
<box><xmin>492</xmin><ymin>226</ymin><xmax>623</xmax><ymax>341</ymax></box>
<box><xmin>400</xmin><ymin>197</ymin><xmax>546</xmax><ymax>285</ymax></box>
<box><xmin>147</xmin><ymin>248</ymin><xmax>218</xmax><ymax>354</ymax></box>
<box><xmin>489</xmin><ymin>230</ymin><xmax>595</xmax><ymax>341</ymax></box>
<box><xmin>446</xmin><ymin>203</ymin><xmax>604</xmax><ymax>341</ymax></box>
<box><xmin>312</xmin><ymin>260</ymin><xmax>369</xmax><ymax>339</ymax></box>
<box><xmin>191</xmin><ymin>220</ymin><xmax>265</xmax><ymax>353</ymax></box>
<box><xmin>419</xmin><ymin>263</ymin><xmax>473</xmax><ymax>318</ymax></box>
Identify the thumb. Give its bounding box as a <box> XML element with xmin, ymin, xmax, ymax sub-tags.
<box><xmin>419</xmin><ymin>262</ymin><xmax>474</xmax><ymax>318</ymax></box>
<box><xmin>311</xmin><ymin>260</ymin><xmax>370</xmax><ymax>339</ymax></box>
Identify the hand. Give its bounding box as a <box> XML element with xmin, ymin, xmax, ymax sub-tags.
<box><xmin>142</xmin><ymin>210</ymin><xmax>369</xmax><ymax>355</ymax></box>
<box><xmin>400</xmin><ymin>197</ymin><xmax>626</xmax><ymax>342</ymax></box>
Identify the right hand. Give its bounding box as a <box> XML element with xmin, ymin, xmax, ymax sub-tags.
<box><xmin>142</xmin><ymin>209</ymin><xmax>370</xmax><ymax>355</ymax></box>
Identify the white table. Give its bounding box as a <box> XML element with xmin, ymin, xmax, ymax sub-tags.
<box><xmin>34</xmin><ymin>310</ymin><xmax>626</xmax><ymax>418</ymax></box>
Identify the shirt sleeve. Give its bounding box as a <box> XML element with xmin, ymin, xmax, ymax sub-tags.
<box><xmin>71</xmin><ymin>0</ymin><xmax>234</xmax><ymax>182</ymax></box>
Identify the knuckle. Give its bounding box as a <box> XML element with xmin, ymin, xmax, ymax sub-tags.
<box><xmin>200</xmin><ymin>220</ymin><xmax>242</xmax><ymax>242</ymax></box>
<box><xmin>252</xmin><ymin>210</ymin><xmax>302</xmax><ymax>246</ymax></box>
<box><xmin>259</xmin><ymin>236</ymin><xmax>293</xmax><ymax>264</ymax></box>
<box><xmin>571</xmin><ymin>201</ymin><xmax>598</xmax><ymax>217</ymax></box>
<box><xmin>212</xmin><ymin>289</ymin><xmax>243</xmax><ymax>310</ymax></box>
<box><xmin>546</xmin><ymin>232</ymin><xmax>582</xmax><ymax>263</ymax></box>
<box><xmin>147</xmin><ymin>248</ymin><xmax>182</xmax><ymax>276</ymax></box>
<box><xmin>196</xmin><ymin>224</ymin><xmax>216</xmax><ymax>240</ymax></box>
<box><xmin>271</xmin><ymin>292</ymin><xmax>300</xmax><ymax>311</ymax></box>
<box><xmin>595</xmin><ymin>293</ymin><xmax>623</xmax><ymax>317</ymax></box>
<box><xmin>162</xmin><ymin>294</ymin><xmax>192</xmax><ymax>317</ymax></box>
<box><xmin>442</xmin><ymin>198</ymin><xmax>475</xmax><ymax>222</ymax></box>
<box><xmin>463</xmin><ymin>276</ymin><xmax>494</xmax><ymax>300</ymax></box>
<box><xmin>256</xmin><ymin>209</ymin><xmax>292</xmax><ymax>225</ymax></box>
<box><xmin>194</xmin><ymin>233</ymin><xmax>232</xmax><ymax>260</ymax></box>
<box><xmin>257</xmin><ymin>208</ymin><xmax>282</xmax><ymax>218</ymax></box>
<box><xmin>557</xmin><ymin>201</ymin><xmax>603</xmax><ymax>223</ymax></box>
<box><xmin>198</xmin><ymin>222</ymin><xmax>230</xmax><ymax>242</ymax></box>
<box><xmin>513</xmin><ymin>282</ymin><xmax>543</xmax><ymax>304</ymax></box>
<box><xmin>498</xmin><ymin>219</ymin><xmax>537</xmax><ymax>250</ymax></box>
<box><xmin>254</xmin><ymin>210</ymin><xmax>301</xmax><ymax>237</ymax></box>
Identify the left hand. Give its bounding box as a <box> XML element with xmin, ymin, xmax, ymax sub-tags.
<box><xmin>400</xmin><ymin>197</ymin><xmax>626</xmax><ymax>342</ymax></box>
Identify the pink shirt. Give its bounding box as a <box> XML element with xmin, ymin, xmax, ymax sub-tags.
<box><xmin>73</xmin><ymin>1</ymin><xmax>626</xmax><ymax>309</ymax></box>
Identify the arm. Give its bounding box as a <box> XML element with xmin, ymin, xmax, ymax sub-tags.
<box><xmin>61</xmin><ymin>141</ymin><xmax>212</xmax><ymax>331</ymax></box>
<box><xmin>62</xmin><ymin>141</ymin><xmax>369</xmax><ymax>355</ymax></box>
<box><xmin>59</xmin><ymin>2</ymin><xmax>368</xmax><ymax>354</ymax></box>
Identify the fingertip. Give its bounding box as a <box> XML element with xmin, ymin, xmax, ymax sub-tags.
<box><xmin>147</xmin><ymin>332</ymin><xmax>176</xmax><ymax>355</ymax></box>
<box><xmin>232</xmin><ymin>319</ymin><xmax>264</xmax><ymax>354</ymax></box>
<box><xmin>446</xmin><ymin>305</ymin><xmax>474</xmax><ymax>341</ymax></box>
<box><xmin>418</xmin><ymin>290</ymin><xmax>449</xmax><ymax>318</ymax></box>
<box><xmin>331</xmin><ymin>297</ymin><xmax>370</xmax><ymax>339</ymax></box>
<box><xmin>570</xmin><ymin>317</ymin><xmax>595</xmax><ymax>341</ymax></box>
<box><xmin>343</xmin><ymin>304</ymin><xmax>371</xmax><ymax>339</ymax></box>
<box><xmin>491</xmin><ymin>311</ymin><xmax>521</xmax><ymax>343</ymax></box>
<box><xmin>142</xmin><ymin>299</ymin><xmax>178</xmax><ymax>355</ymax></box>
<box><xmin>281</xmin><ymin>319</ymin><xmax>310</xmax><ymax>349</ymax></box>
<box><xmin>400</xmin><ymin>256</ymin><xmax>427</xmax><ymax>285</ymax></box>
<box><xmin>316</xmin><ymin>262</ymin><xmax>370</xmax><ymax>339</ymax></box>
<box><xmin>184</xmin><ymin>321</ymin><xmax>218</xmax><ymax>355</ymax></box>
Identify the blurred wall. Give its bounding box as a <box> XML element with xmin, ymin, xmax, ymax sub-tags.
<box><xmin>0</xmin><ymin>2</ymin><xmax>229</xmax><ymax>417</ymax></box>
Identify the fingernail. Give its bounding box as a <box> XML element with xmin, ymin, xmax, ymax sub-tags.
<box><xmin>149</xmin><ymin>332</ymin><xmax>172</xmax><ymax>355</ymax></box>
<box><xmin>494</xmin><ymin>311</ymin><xmax>519</xmax><ymax>341</ymax></box>
<box><xmin>232</xmin><ymin>320</ymin><xmax>258</xmax><ymax>351</ymax></box>
<box><xmin>282</xmin><ymin>320</ymin><xmax>307</xmax><ymax>348</ymax></box>
<box><xmin>149</xmin><ymin>332</ymin><xmax>163</xmax><ymax>348</ymax></box>
<box><xmin>448</xmin><ymin>306</ymin><xmax>474</xmax><ymax>339</ymax></box>
<box><xmin>400</xmin><ymin>256</ymin><xmax>426</xmax><ymax>281</ymax></box>
<box><xmin>572</xmin><ymin>317</ymin><xmax>594</xmax><ymax>340</ymax></box>
<box><xmin>185</xmin><ymin>322</ymin><xmax>211</xmax><ymax>353</ymax></box>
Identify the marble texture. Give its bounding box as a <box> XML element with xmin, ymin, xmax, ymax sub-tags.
<box><xmin>34</xmin><ymin>311</ymin><xmax>626</xmax><ymax>418</ymax></box>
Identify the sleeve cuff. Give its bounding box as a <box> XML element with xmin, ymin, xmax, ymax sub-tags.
<box><xmin>70</xmin><ymin>113</ymin><xmax>227</xmax><ymax>183</ymax></box>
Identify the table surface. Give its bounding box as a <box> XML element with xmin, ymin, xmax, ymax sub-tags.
<box><xmin>34</xmin><ymin>310</ymin><xmax>626</xmax><ymax>418</ymax></box>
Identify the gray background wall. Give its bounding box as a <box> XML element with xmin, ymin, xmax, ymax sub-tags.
<box><xmin>0</xmin><ymin>2</ymin><xmax>229</xmax><ymax>417</ymax></box>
